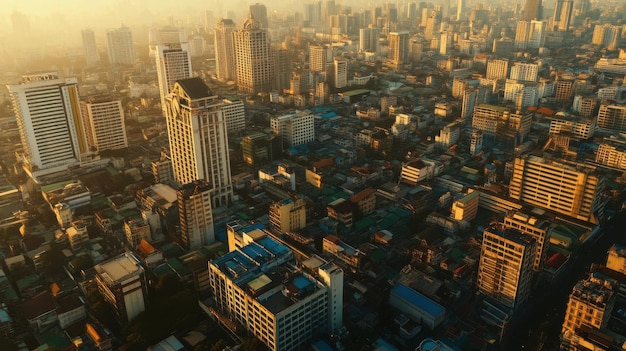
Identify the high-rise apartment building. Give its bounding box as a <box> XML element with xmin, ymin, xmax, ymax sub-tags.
<box><xmin>471</xmin><ymin>104</ymin><xmax>532</xmax><ymax>142</ymax></box>
<box><xmin>552</xmin><ymin>0</ymin><xmax>573</xmax><ymax>31</ymax></box>
<box><xmin>81</xmin><ymin>29</ymin><xmax>100</xmax><ymax>67</ymax></box>
<box><xmin>456</xmin><ymin>0</ymin><xmax>465</xmax><ymax>21</ymax></box>
<box><xmin>309</xmin><ymin>44</ymin><xmax>332</xmax><ymax>74</ymax></box>
<box><xmin>269</xmin><ymin>196</ymin><xmax>307</xmax><ymax>233</ymax></box>
<box><xmin>165</xmin><ymin>78</ymin><xmax>233</xmax><ymax>207</ymax></box>
<box><xmin>502</xmin><ymin>211</ymin><xmax>553</xmax><ymax>272</ymax></box>
<box><xmin>221</xmin><ymin>99</ymin><xmax>246</xmax><ymax>135</ymax></box>
<box><xmin>523</xmin><ymin>0</ymin><xmax>542</xmax><ymax>21</ymax></box>
<box><xmin>94</xmin><ymin>252</ymin><xmax>148</xmax><ymax>323</ymax></box>
<box><xmin>360</xmin><ymin>26</ymin><xmax>380</xmax><ymax>53</ymax></box>
<box><xmin>209</xmin><ymin>238</ymin><xmax>343</xmax><ymax>351</ymax></box>
<box><xmin>241</xmin><ymin>132</ymin><xmax>283</xmax><ymax>167</ymax></box>
<box><xmin>509</xmin><ymin>155</ymin><xmax>606</xmax><ymax>224</ymax></box>
<box><xmin>591</xmin><ymin>24</ymin><xmax>622</xmax><ymax>50</ymax></box>
<box><xmin>7</xmin><ymin>73</ymin><xmax>88</xmax><ymax>178</ymax></box>
<box><xmin>477</xmin><ymin>224</ymin><xmax>536</xmax><ymax>310</ymax></box>
<box><xmin>560</xmin><ymin>274</ymin><xmax>616</xmax><ymax>348</ymax></box>
<box><xmin>333</xmin><ymin>57</ymin><xmax>348</xmax><ymax>88</ymax></box>
<box><xmin>148</xmin><ymin>26</ymin><xmax>185</xmax><ymax>57</ymax></box>
<box><xmin>177</xmin><ymin>180</ymin><xmax>215</xmax><ymax>250</ymax></box>
<box><xmin>270</xmin><ymin>111</ymin><xmax>315</xmax><ymax>147</ymax></box>
<box><xmin>155</xmin><ymin>43</ymin><xmax>193</xmax><ymax>114</ymax></box>
<box><xmin>80</xmin><ymin>97</ymin><xmax>128</xmax><ymax>152</ymax></box>
<box><xmin>596</xmin><ymin>141</ymin><xmax>626</xmax><ymax>171</ymax></box>
<box><xmin>234</xmin><ymin>15</ymin><xmax>272</xmax><ymax>94</ymax></box>
<box><xmin>597</xmin><ymin>103</ymin><xmax>626</xmax><ymax>133</ymax></box>
<box><xmin>388</xmin><ymin>31</ymin><xmax>410</xmax><ymax>66</ymax></box>
<box><xmin>106</xmin><ymin>26</ymin><xmax>135</xmax><ymax>65</ymax></box>
<box><xmin>514</xmin><ymin>20</ymin><xmax>545</xmax><ymax>50</ymax></box>
<box><xmin>215</xmin><ymin>19</ymin><xmax>237</xmax><ymax>82</ymax></box>
<box><xmin>249</xmin><ymin>3</ymin><xmax>269</xmax><ymax>29</ymax></box>
<box><xmin>486</xmin><ymin>59</ymin><xmax>509</xmax><ymax>80</ymax></box>
<box><xmin>509</xmin><ymin>62</ymin><xmax>539</xmax><ymax>82</ymax></box>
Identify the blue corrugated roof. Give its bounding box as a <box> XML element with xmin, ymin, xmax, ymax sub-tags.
<box><xmin>392</xmin><ymin>284</ymin><xmax>444</xmax><ymax>316</ymax></box>
<box><xmin>293</xmin><ymin>276</ymin><xmax>312</xmax><ymax>290</ymax></box>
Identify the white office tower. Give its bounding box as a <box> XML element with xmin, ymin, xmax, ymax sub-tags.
<box><xmin>165</xmin><ymin>78</ymin><xmax>233</xmax><ymax>207</ymax></box>
<box><xmin>234</xmin><ymin>15</ymin><xmax>273</xmax><ymax>94</ymax></box>
<box><xmin>80</xmin><ymin>97</ymin><xmax>128</xmax><ymax>152</ymax></box>
<box><xmin>155</xmin><ymin>42</ymin><xmax>193</xmax><ymax>114</ymax></box>
<box><xmin>591</xmin><ymin>24</ymin><xmax>622</xmax><ymax>50</ymax></box>
<box><xmin>215</xmin><ymin>19</ymin><xmax>237</xmax><ymax>82</ymax></box>
<box><xmin>209</xmin><ymin>238</ymin><xmax>343</xmax><ymax>351</ymax></box>
<box><xmin>359</xmin><ymin>26</ymin><xmax>380</xmax><ymax>52</ymax></box>
<box><xmin>509</xmin><ymin>62</ymin><xmax>539</xmax><ymax>82</ymax></box>
<box><xmin>81</xmin><ymin>29</ymin><xmax>100</xmax><ymax>67</ymax></box>
<box><xmin>106</xmin><ymin>26</ymin><xmax>135</xmax><ymax>65</ymax></box>
<box><xmin>7</xmin><ymin>73</ymin><xmax>89</xmax><ymax>179</ymax></box>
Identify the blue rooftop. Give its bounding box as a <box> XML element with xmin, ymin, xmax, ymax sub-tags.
<box><xmin>392</xmin><ymin>284</ymin><xmax>445</xmax><ymax>317</ymax></box>
<box><xmin>293</xmin><ymin>276</ymin><xmax>312</xmax><ymax>290</ymax></box>
<box><xmin>312</xmin><ymin>340</ymin><xmax>334</xmax><ymax>351</ymax></box>
<box><xmin>257</xmin><ymin>236</ymin><xmax>290</xmax><ymax>256</ymax></box>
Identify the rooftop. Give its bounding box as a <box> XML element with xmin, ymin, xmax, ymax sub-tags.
<box><xmin>391</xmin><ymin>284</ymin><xmax>445</xmax><ymax>317</ymax></box>
<box><xmin>95</xmin><ymin>252</ymin><xmax>143</xmax><ymax>285</ymax></box>
<box><xmin>177</xmin><ymin>77</ymin><xmax>213</xmax><ymax>100</ymax></box>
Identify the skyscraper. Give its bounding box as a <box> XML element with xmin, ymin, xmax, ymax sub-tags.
<box><xmin>523</xmin><ymin>0</ymin><xmax>542</xmax><ymax>21</ymax></box>
<box><xmin>477</xmin><ymin>224</ymin><xmax>536</xmax><ymax>310</ymax></box>
<box><xmin>233</xmin><ymin>15</ymin><xmax>272</xmax><ymax>94</ymax></box>
<box><xmin>552</xmin><ymin>0</ymin><xmax>573</xmax><ymax>31</ymax></box>
<box><xmin>81</xmin><ymin>29</ymin><xmax>100</xmax><ymax>67</ymax></box>
<box><xmin>388</xmin><ymin>31</ymin><xmax>409</xmax><ymax>66</ymax></box>
<box><xmin>514</xmin><ymin>20</ymin><xmax>545</xmax><ymax>50</ymax></box>
<box><xmin>7</xmin><ymin>73</ymin><xmax>88</xmax><ymax>178</ymax></box>
<box><xmin>456</xmin><ymin>0</ymin><xmax>465</xmax><ymax>21</ymax></box>
<box><xmin>334</xmin><ymin>57</ymin><xmax>348</xmax><ymax>88</ymax></box>
<box><xmin>249</xmin><ymin>3</ymin><xmax>269</xmax><ymax>29</ymax></box>
<box><xmin>155</xmin><ymin>42</ymin><xmax>193</xmax><ymax>113</ymax></box>
<box><xmin>486</xmin><ymin>59</ymin><xmax>509</xmax><ymax>80</ymax></box>
<box><xmin>309</xmin><ymin>44</ymin><xmax>332</xmax><ymax>73</ymax></box>
<box><xmin>359</xmin><ymin>26</ymin><xmax>380</xmax><ymax>52</ymax></box>
<box><xmin>214</xmin><ymin>19</ymin><xmax>237</xmax><ymax>82</ymax></box>
<box><xmin>165</xmin><ymin>78</ymin><xmax>233</xmax><ymax>207</ymax></box>
<box><xmin>106</xmin><ymin>26</ymin><xmax>135</xmax><ymax>65</ymax></box>
<box><xmin>80</xmin><ymin>97</ymin><xmax>128</xmax><ymax>152</ymax></box>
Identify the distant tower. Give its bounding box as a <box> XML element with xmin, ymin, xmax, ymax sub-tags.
<box><xmin>165</xmin><ymin>78</ymin><xmax>233</xmax><ymax>208</ymax></box>
<box><xmin>523</xmin><ymin>0</ymin><xmax>542</xmax><ymax>20</ymax></box>
<box><xmin>7</xmin><ymin>73</ymin><xmax>88</xmax><ymax>178</ymax></box>
<box><xmin>106</xmin><ymin>26</ymin><xmax>135</xmax><ymax>65</ymax></box>
<box><xmin>309</xmin><ymin>44</ymin><xmax>332</xmax><ymax>73</ymax></box>
<box><xmin>214</xmin><ymin>19</ymin><xmax>237</xmax><ymax>82</ymax></box>
<box><xmin>81</xmin><ymin>29</ymin><xmax>100</xmax><ymax>67</ymax></box>
<box><xmin>470</xmin><ymin>129</ymin><xmax>483</xmax><ymax>155</ymax></box>
<box><xmin>249</xmin><ymin>3</ymin><xmax>269</xmax><ymax>29</ymax></box>
<box><xmin>359</xmin><ymin>25</ymin><xmax>380</xmax><ymax>52</ymax></box>
<box><xmin>80</xmin><ymin>97</ymin><xmax>128</xmax><ymax>152</ymax></box>
<box><xmin>233</xmin><ymin>15</ymin><xmax>272</xmax><ymax>94</ymax></box>
<box><xmin>552</xmin><ymin>0</ymin><xmax>573</xmax><ymax>31</ymax></box>
<box><xmin>456</xmin><ymin>0</ymin><xmax>465</xmax><ymax>21</ymax></box>
<box><xmin>177</xmin><ymin>180</ymin><xmax>215</xmax><ymax>250</ymax></box>
<box><xmin>155</xmin><ymin>42</ymin><xmax>193</xmax><ymax>114</ymax></box>
<box><xmin>388</xmin><ymin>31</ymin><xmax>409</xmax><ymax>66</ymax></box>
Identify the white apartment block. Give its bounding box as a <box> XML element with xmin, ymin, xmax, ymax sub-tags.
<box><xmin>209</xmin><ymin>238</ymin><xmax>343</xmax><ymax>351</ymax></box>
<box><xmin>270</xmin><ymin>111</ymin><xmax>315</xmax><ymax>147</ymax></box>
<box><xmin>81</xmin><ymin>98</ymin><xmax>128</xmax><ymax>152</ymax></box>
<box><xmin>596</xmin><ymin>141</ymin><xmax>626</xmax><ymax>170</ymax></box>
<box><xmin>509</xmin><ymin>62</ymin><xmax>539</xmax><ymax>82</ymax></box>
<box><xmin>548</xmin><ymin>119</ymin><xmax>595</xmax><ymax>139</ymax></box>
<box><xmin>155</xmin><ymin>43</ymin><xmax>193</xmax><ymax>113</ymax></box>
<box><xmin>222</xmin><ymin>99</ymin><xmax>246</xmax><ymax>134</ymax></box>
